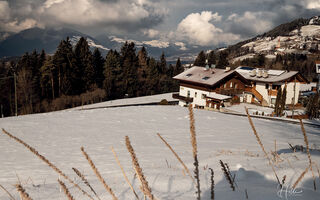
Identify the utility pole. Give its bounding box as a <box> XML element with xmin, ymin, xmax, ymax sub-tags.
<box><xmin>292</xmin><ymin>77</ymin><xmax>296</xmax><ymax>118</ymax></box>
<box><xmin>14</xmin><ymin>72</ymin><xmax>17</xmax><ymax>116</ymax></box>
<box><xmin>1</xmin><ymin>104</ymin><xmax>3</xmax><ymax>118</ymax></box>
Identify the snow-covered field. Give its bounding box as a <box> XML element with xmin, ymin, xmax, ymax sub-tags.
<box><xmin>1</xmin><ymin>103</ymin><xmax>320</xmax><ymax>199</ymax></box>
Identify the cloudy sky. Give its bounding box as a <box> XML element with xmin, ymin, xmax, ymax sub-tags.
<box><xmin>0</xmin><ymin>0</ymin><xmax>320</xmax><ymax>47</ymax></box>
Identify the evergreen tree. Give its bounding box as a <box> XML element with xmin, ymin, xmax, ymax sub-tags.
<box><xmin>53</xmin><ymin>38</ymin><xmax>77</xmax><ymax>96</ymax></box>
<box><xmin>137</xmin><ymin>47</ymin><xmax>149</xmax><ymax>96</ymax></box>
<box><xmin>207</xmin><ymin>51</ymin><xmax>216</xmax><ymax>66</ymax></box>
<box><xmin>74</xmin><ymin>37</ymin><xmax>94</xmax><ymax>91</ymax></box>
<box><xmin>120</xmin><ymin>42</ymin><xmax>139</xmax><ymax>97</ymax></box>
<box><xmin>146</xmin><ymin>57</ymin><xmax>159</xmax><ymax>95</ymax></box>
<box><xmin>194</xmin><ymin>51</ymin><xmax>206</xmax><ymax>67</ymax></box>
<box><xmin>138</xmin><ymin>46</ymin><xmax>148</xmax><ymax>69</ymax></box>
<box><xmin>216</xmin><ymin>51</ymin><xmax>229</xmax><ymax>69</ymax></box>
<box><xmin>40</xmin><ymin>56</ymin><xmax>56</xmax><ymax>99</ymax></box>
<box><xmin>104</xmin><ymin>50</ymin><xmax>122</xmax><ymax>99</ymax></box>
<box><xmin>167</xmin><ymin>64</ymin><xmax>174</xmax><ymax>77</ymax></box>
<box><xmin>174</xmin><ymin>58</ymin><xmax>184</xmax><ymax>76</ymax></box>
<box><xmin>159</xmin><ymin>52</ymin><xmax>167</xmax><ymax>74</ymax></box>
<box><xmin>92</xmin><ymin>48</ymin><xmax>105</xmax><ymax>88</ymax></box>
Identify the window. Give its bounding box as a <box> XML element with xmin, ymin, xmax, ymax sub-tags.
<box><xmin>230</xmin><ymin>82</ymin><xmax>233</xmax><ymax>88</ymax></box>
<box><xmin>224</xmin><ymin>83</ymin><xmax>226</xmax><ymax>88</ymax></box>
<box><xmin>235</xmin><ymin>83</ymin><xmax>238</xmax><ymax>89</ymax></box>
<box><xmin>186</xmin><ymin>73</ymin><xmax>192</xmax><ymax>77</ymax></box>
<box><xmin>271</xmin><ymin>98</ymin><xmax>276</xmax><ymax>104</ymax></box>
<box><xmin>202</xmin><ymin>76</ymin><xmax>210</xmax><ymax>80</ymax></box>
<box><xmin>195</xmin><ymin>92</ymin><xmax>197</xmax><ymax>98</ymax></box>
<box><xmin>272</xmin><ymin>85</ymin><xmax>279</xmax><ymax>90</ymax></box>
<box><xmin>201</xmin><ymin>94</ymin><xmax>206</xmax><ymax>99</ymax></box>
<box><xmin>187</xmin><ymin>91</ymin><xmax>190</xmax><ymax>97</ymax></box>
<box><xmin>265</xmin><ymin>84</ymin><xmax>269</xmax><ymax>89</ymax></box>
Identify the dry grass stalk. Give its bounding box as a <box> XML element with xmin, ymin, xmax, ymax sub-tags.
<box><xmin>1</xmin><ymin>129</ymin><xmax>94</xmax><ymax>200</ymax></box>
<box><xmin>314</xmin><ymin>162</ymin><xmax>320</xmax><ymax>181</ymax></box>
<box><xmin>111</xmin><ymin>146</ymin><xmax>140</xmax><ymax>200</ymax></box>
<box><xmin>281</xmin><ymin>175</ymin><xmax>286</xmax><ymax>186</ymax></box>
<box><xmin>81</xmin><ymin>147</ymin><xmax>118</xmax><ymax>200</ymax></box>
<box><xmin>220</xmin><ymin>160</ymin><xmax>235</xmax><ymax>191</ymax></box>
<box><xmin>292</xmin><ymin>166</ymin><xmax>310</xmax><ymax>189</ymax></box>
<box><xmin>157</xmin><ymin>133</ymin><xmax>195</xmax><ymax>183</ymax></box>
<box><xmin>125</xmin><ymin>136</ymin><xmax>155</xmax><ymax>200</ymax></box>
<box><xmin>15</xmin><ymin>184</ymin><xmax>32</xmax><ymax>200</ymax></box>
<box><xmin>58</xmin><ymin>179</ymin><xmax>75</xmax><ymax>200</ymax></box>
<box><xmin>245</xmin><ymin>108</ymin><xmax>281</xmax><ymax>186</ymax></box>
<box><xmin>72</xmin><ymin>167</ymin><xmax>101</xmax><ymax>200</ymax></box>
<box><xmin>188</xmin><ymin>105</ymin><xmax>197</xmax><ymax>158</ymax></box>
<box><xmin>0</xmin><ymin>184</ymin><xmax>16</xmax><ymax>200</ymax></box>
<box><xmin>209</xmin><ymin>168</ymin><xmax>214</xmax><ymax>200</ymax></box>
<box><xmin>299</xmin><ymin>119</ymin><xmax>316</xmax><ymax>190</ymax></box>
<box><xmin>188</xmin><ymin>105</ymin><xmax>201</xmax><ymax>200</ymax></box>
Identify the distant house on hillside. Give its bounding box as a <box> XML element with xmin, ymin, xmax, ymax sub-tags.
<box><xmin>172</xmin><ymin>66</ymin><xmax>307</xmax><ymax>109</ymax></box>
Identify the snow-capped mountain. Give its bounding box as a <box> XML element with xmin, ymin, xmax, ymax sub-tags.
<box><xmin>228</xmin><ymin>16</ymin><xmax>320</xmax><ymax>63</ymax></box>
<box><xmin>0</xmin><ymin>27</ymin><xmax>109</xmax><ymax>58</ymax></box>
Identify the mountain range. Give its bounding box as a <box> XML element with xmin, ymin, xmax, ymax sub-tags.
<box><xmin>0</xmin><ymin>27</ymin><xmax>202</xmax><ymax>62</ymax></box>
<box><xmin>0</xmin><ymin>16</ymin><xmax>320</xmax><ymax>62</ymax></box>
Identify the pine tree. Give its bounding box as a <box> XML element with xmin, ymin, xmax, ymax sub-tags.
<box><xmin>53</xmin><ymin>38</ymin><xmax>77</xmax><ymax>96</ymax></box>
<box><xmin>40</xmin><ymin>56</ymin><xmax>56</xmax><ymax>99</ymax></box>
<box><xmin>120</xmin><ymin>42</ymin><xmax>139</xmax><ymax>97</ymax></box>
<box><xmin>104</xmin><ymin>50</ymin><xmax>123</xmax><ymax>99</ymax></box>
<box><xmin>146</xmin><ymin>57</ymin><xmax>159</xmax><ymax>95</ymax></box>
<box><xmin>194</xmin><ymin>51</ymin><xmax>206</xmax><ymax>67</ymax></box>
<box><xmin>137</xmin><ymin>47</ymin><xmax>149</xmax><ymax>96</ymax></box>
<box><xmin>159</xmin><ymin>52</ymin><xmax>167</xmax><ymax>74</ymax></box>
<box><xmin>207</xmin><ymin>51</ymin><xmax>216</xmax><ymax>66</ymax></box>
<box><xmin>216</xmin><ymin>51</ymin><xmax>229</xmax><ymax>69</ymax></box>
<box><xmin>74</xmin><ymin>37</ymin><xmax>94</xmax><ymax>91</ymax></box>
<box><xmin>174</xmin><ymin>58</ymin><xmax>184</xmax><ymax>76</ymax></box>
<box><xmin>92</xmin><ymin>48</ymin><xmax>105</xmax><ymax>88</ymax></box>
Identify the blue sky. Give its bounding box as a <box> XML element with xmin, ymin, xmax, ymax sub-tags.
<box><xmin>0</xmin><ymin>0</ymin><xmax>319</xmax><ymax>47</ymax></box>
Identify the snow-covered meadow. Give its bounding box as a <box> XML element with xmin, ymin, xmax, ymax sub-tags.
<box><xmin>0</xmin><ymin>102</ymin><xmax>320</xmax><ymax>199</ymax></box>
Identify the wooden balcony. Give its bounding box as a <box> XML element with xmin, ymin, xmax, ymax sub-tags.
<box><xmin>218</xmin><ymin>88</ymin><xmax>244</xmax><ymax>96</ymax></box>
<box><xmin>268</xmin><ymin>90</ymin><xmax>278</xmax><ymax>96</ymax></box>
<box><xmin>172</xmin><ymin>93</ymin><xmax>193</xmax><ymax>103</ymax></box>
<box><xmin>244</xmin><ymin>87</ymin><xmax>264</xmax><ymax>103</ymax></box>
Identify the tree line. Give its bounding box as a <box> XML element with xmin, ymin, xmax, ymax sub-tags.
<box><xmin>0</xmin><ymin>37</ymin><xmax>184</xmax><ymax>117</ymax></box>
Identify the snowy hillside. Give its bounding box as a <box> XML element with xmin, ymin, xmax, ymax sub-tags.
<box><xmin>0</xmin><ymin>99</ymin><xmax>320</xmax><ymax>199</ymax></box>
<box><xmin>231</xmin><ymin>16</ymin><xmax>320</xmax><ymax>63</ymax></box>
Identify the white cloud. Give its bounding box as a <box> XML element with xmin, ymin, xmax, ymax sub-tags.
<box><xmin>226</xmin><ymin>11</ymin><xmax>275</xmax><ymax>36</ymax></box>
<box><xmin>0</xmin><ymin>1</ymin><xmax>10</xmax><ymax>20</ymax></box>
<box><xmin>174</xmin><ymin>42</ymin><xmax>187</xmax><ymax>50</ymax></box>
<box><xmin>0</xmin><ymin>1</ymin><xmax>40</xmax><ymax>32</ymax></box>
<box><xmin>306</xmin><ymin>0</ymin><xmax>320</xmax><ymax>9</ymax></box>
<box><xmin>4</xmin><ymin>18</ymin><xmax>39</xmax><ymax>32</ymax></box>
<box><xmin>143</xmin><ymin>29</ymin><xmax>160</xmax><ymax>38</ymax></box>
<box><xmin>39</xmin><ymin>0</ymin><xmax>166</xmax><ymax>29</ymax></box>
<box><xmin>143</xmin><ymin>40</ymin><xmax>169</xmax><ymax>48</ymax></box>
<box><xmin>176</xmin><ymin>11</ymin><xmax>240</xmax><ymax>46</ymax></box>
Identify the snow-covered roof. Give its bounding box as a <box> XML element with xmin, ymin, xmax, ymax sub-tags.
<box><xmin>173</xmin><ymin>66</ymin><xmax>235</xmax><ymax>86</ymax></box>
<box><xmin>235</xmin><ymin>66</ymin><xmax>300</xmax><ymax>83</ymax></box>
<box><xmin>300</xmin><ymin>82</ymin><xmax>317</xmax><ymax>92</ymax></box>
<box><xmin>207</xmin><ymin>93</ymin><xmax>232</xmax><ymax>100</ymax></box>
